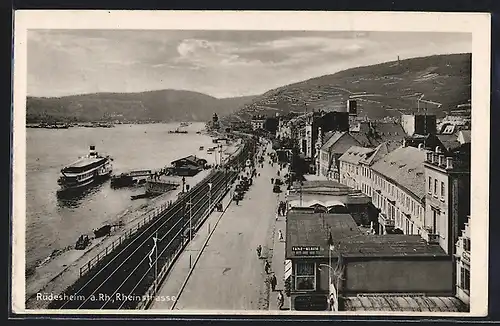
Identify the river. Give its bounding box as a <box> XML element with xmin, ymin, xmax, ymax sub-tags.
<box><xmin>25</xmin><ymin>122</ymin><xmax>217</xmax><ymax>274</ymax></box>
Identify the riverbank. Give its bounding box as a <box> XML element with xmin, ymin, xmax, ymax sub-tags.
<box><xmin>25</xmin><ymin>140</ymin><xmax>243</xmax><ymax>310</ymax></box>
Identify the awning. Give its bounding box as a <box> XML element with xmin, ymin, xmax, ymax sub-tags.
<box><xmin>284</xmin><ymin>259</ymin><xmax>292</xmax><ymax>279</ymax></box>
<box><xmin>288</xmin><ymin>199</ymin><xmax>346</xmax><ymax>208</ymax></box>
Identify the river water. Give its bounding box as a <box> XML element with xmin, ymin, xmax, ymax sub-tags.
<box><xmin>25</xmin><ymin>122</ymin><xmax>217</xmax><ymax>273</ymax></box>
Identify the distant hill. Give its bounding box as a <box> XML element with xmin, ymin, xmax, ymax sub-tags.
<box><xmin>232</xmin><ymin>53</ymin><xmax>471</xmax><ymax>121</ymax></box>
<box><xmin>26</xmin><ymin>90</ymin><xmax>257</xmax><ymax>123</ymax></box>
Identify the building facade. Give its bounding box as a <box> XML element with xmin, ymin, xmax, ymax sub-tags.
<box><xmin>455</xmin><ymin>215</ymin><xmax>471</xmax><ymax>306</ymax></box>
<box><xmin>369</xmin><ymin>145</ymin><xmax>427</xmax><ymax>236</ymax></box>
<box><xmin>401</xmin><ymin>113</ymin><xmax>437</xmax><ymax>136</ymax></box>
<box><xmin>318</xmin><ymin>132</ymin><xmax>361</xmax><ymax>182</ymax></box>
<box><xmin>285</xmin><ymin>211</ymin><xmax>453</xmax><ymax>311</ymax></box>
<box><xmin>339</xmin><ymin>146</ymin><xmax>376</xmax><ymax>191</ymax></box>
<box><xmin>302</xmin><ymin>111</ymin><xmax>350</xmax><ymax>160</ymax></box>
<box><xmin>423</xmin><ymin>145</ymin><xmax>471</xmax><ymax>254</ymax></box>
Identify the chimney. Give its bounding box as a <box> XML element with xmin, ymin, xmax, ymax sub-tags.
<box><xmin>439</xmin><ymin>154</ymin><xmax>446</xmax><ymax>166</ymax></box>
<box><xmin>446</xmin><ymin>157</ymin><xmax>454</xmax><ymax>169</ymax></box>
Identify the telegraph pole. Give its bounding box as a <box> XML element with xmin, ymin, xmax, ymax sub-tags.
<box><xmin>189</xmin><ymin>196</ymin><xmax>192</xmax><ymax>241</ymax></box>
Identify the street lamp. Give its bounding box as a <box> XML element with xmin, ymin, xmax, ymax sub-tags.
<box><xmin>319</xmin><ymin>231</ymin><xmax>339</xmax><ymax>312</ymax></box>
<box><xmin>299</xmin><ymin>181</ymin><xmax>304</xmax><ymax>207</ymax></box>
<box><xmin>186</xmin><ymin>196</ymin><xmax>193</xmax><ymax>241</ymax></box>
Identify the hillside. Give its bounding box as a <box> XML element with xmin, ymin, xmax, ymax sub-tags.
<box><xmin>233</xmin><ymin>53</ymin><xmax>471</xmax><ymax>121</ymax></box>
<box><xmin>26</xmin><ymin>90</ymin><xmax>256</xmax><ymax>123</ymax></box>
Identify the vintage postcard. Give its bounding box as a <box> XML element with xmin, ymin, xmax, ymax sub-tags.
<box><xmin>11</xmin><ymin>11</ymin><xmax>490</xmax><ymax>317</ymax></box>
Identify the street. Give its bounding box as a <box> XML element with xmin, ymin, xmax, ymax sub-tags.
<box><xmin>152</xmin><ymin>142</ymin><xmax>281</xmax><ymax>310</ymax></box>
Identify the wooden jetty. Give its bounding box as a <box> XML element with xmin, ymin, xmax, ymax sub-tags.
<box><xmin>110</xmin><ymin>170</ymin><xmax>152</xmax><ymax>188</ymax></box>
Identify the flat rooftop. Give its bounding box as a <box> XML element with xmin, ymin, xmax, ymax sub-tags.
<box><xmin>286</xmin><ymin>212</ymin><xmax>447</xmax><ymax>259</ymax></box>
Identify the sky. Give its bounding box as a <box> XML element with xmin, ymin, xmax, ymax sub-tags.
<box><xmin>27</xmin><ymin>30</ymin><xmax>471</xmax><ymax>98</ymax></box>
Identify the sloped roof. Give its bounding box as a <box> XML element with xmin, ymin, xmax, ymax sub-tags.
<box><xmin>359</xmin><ymin>143</ymin><xmax>389</xmax><ymax>166</ymax></box>
<box><xmin>171</xmin><ymin>155</ymin><xmax>205</xmax><ymax>165</ymax></box>
<box><xmin>458</xmin><ymin>130</ymin><xmax>471</xmax><ymax>144</ymax></box>
<box><xmin>371</xmin><ymin>146</ymin><xmax>427</xmax><ymax>200</ymax></box>
<box><xmin>344</xmin><ymin>296</ymin><xmax>467</xmax><ymax>312</ymax></box>
<box><xmin>288</xmin><ymin>199</ymin><xmax>346</xmax><ymax>208</ymax></box>
<box><xmin>320</xmin><ymin>131</ymin><xmax>348</xmax><ymax>151</ymax></box>
<box><xmin>437</xmin><ymin>134</ymin><xmax>461</xmax><ymax>151</ymax></box>
<box><xmin>339</xmin><ymin>146</ymin><xmax>375</xmax><ymax>165</ymax></box>
<box><xmin>350</xmin><ymin>122</ymin><xmax>405</xmax><ymax>152</ymax></box>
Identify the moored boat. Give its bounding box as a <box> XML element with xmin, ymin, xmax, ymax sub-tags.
<box><xmin>57</xmin><ymin>145</ymin><xmax>113</xmax><ymax>195</ymax></box>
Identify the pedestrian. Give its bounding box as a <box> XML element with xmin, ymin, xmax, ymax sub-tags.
<box><xmin>270</xmin><ymin>273</ymin><xmax>277</xmax><ymax>291</ymax></box>
<box><xmin>265</xmin><ymin>261</ymin><xmax>271</xmax><ymax>274</ymax></box>
<box><xmin>278</xmin><ymin>229</ymin><xmax>283</xmax><ymax>241</ymax></box>
<box><xmin>277</xmin><ymin>291</ymin><xmax>284</xmax><ymax>310</ymax></box>
<box><xmin>256</xmin><ymin>245</ymin><xmax>262</xmax><ymax>258</ymax></box>
<box><xmin>328</xmin><ymin>293</ymin><xmax>335</xmax><ymax>311</ymax></box>
<box><xmin>271</xmin><ymin>178</ymin><xmax>274</xmax><ymax>184</ymax></box>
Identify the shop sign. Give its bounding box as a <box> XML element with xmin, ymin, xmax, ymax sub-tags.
<box><xmin>292</xmin><ymin>246</ymin><xmax>320</xmax><ymax>256</ymax></box>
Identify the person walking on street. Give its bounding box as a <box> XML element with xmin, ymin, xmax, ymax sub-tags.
<box><xmin>271</xmin><ymin>178</ymin><xmax>274</xmax><ymax>184</ymax></box>
<box><xmin>278</xmin><ymin>229</ymin><xmax>284</xmax><ymax>241</ymax></box>
<box><xmin>328</xmin><ymin>293</ymin><xmax>335</xmax><ymax>311</ymax></box>
<box><xmin>270</xmin><ymin>273</ymin><xmax>277</xmax><ymax>291</ymax></box>
<box><xmin>256</xmin><ymin>245</ymin><xmax>262</xmax><ymax>258</ymax></box>
<box><xmin>265</xmin><ymin>260</ymin><xmax>271</xmax><ymax>274</ymax></box>
<box><xmin>277</xmin><ymin>291</ymin><xmax>284</xmax><ymax>310</ymax></box>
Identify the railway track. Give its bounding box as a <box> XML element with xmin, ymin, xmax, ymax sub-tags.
<box><xmin>49</xmin><ymin>169</ymin><xmax>238</xmax><ymax>310</ymax></box>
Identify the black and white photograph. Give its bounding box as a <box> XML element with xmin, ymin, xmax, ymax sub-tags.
<box><xmin>11</xmin><ymin>11</ymin><xmax>490</xmax><ymax>316</ymax></box>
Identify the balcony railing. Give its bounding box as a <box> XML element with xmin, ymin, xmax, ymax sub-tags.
<box><xmin>378</xmin><ymin>212</ymin><xmax>394</xmax><ymax>227</ymax></box>
<box><xmin>427</xmin><ymin>233</ymin><xmax>440</xmax><ymax>244</ymax></box>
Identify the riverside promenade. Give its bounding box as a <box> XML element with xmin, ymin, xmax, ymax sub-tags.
<box><xmin>25</xmin><ymin>143</ymin><xmax>242</xmax><ymax>310</ymax></box>
<box><xmin>151</xmin><ymin>143</ymin><xmax>282</xmax><ymax>311</ymax></box>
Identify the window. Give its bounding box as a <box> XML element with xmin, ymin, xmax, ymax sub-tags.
<box><xmin>460</xmin><ymin>267</ymin><xmax>470</xmax><ymax>292</ymax></box>
<box><xmin>434</xmin><ymin>179</ymin><xmax>438</xmax><ymax>196</ymax></box>
<box><xmin>463</xmin><ymin>238</ymin><xmax>471</xmax><ymax>251</ymax></box>
<box><xmin>432</xmin><ymin>209</ymin><xmax>438</xmax><ymax>234</ymax></box>
<box><xmin>441</xmin><ymin>182</ymin><xmax>445</xmax><ymax>199</ymax></box>
<box><xmin>295</xmin><ymin>262</ymin><xmax>316</xmax><ymax>291</ymax></box>
<box><xmin>428</xmin><ymin>177</ymin><xmax>432</xmax><ymax>194</ymax></box>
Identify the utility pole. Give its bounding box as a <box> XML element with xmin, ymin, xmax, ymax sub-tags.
<box><xmin>189</xmin><ymin>196</ymin><xmax>192</xmax><ymax>241</ymax></box>
<box><xmin>155</xmin><ymin>231</ymin><xmax>158</xmax><ymax>294</ymax></box>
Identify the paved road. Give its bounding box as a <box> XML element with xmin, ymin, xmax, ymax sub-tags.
<box><xmin>154</xmin><ymin>143</ymin><xmax>280</xmax><ymax>310</ymax></box>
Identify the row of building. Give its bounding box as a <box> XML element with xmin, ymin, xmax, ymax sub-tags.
<box><xmin>267</xmin><ymin>100</ymin><xmax>471</xmax><ymax>312</ymax></box>
<box><xmin>283</xmin><ymin>178</ymin><xmax>471</xmax><ymax>312</ymax></box>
